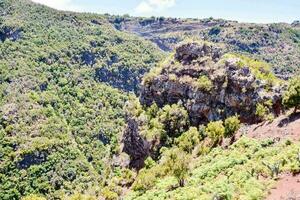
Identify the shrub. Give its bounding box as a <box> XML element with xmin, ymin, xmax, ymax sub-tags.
<box><xmin>255</xmin><ymin>103</ymin><xmax>267</xmax><ymax>120</ymax></box>
<box><xmin>132</xmin><ymin>168</ymin><xmax>158</xmax><ymax>191</ymax></box>
<box><xmin>21</xmin><ymin>195</ymin><xmax>46</xmax><ymax>200</ymax></box>
<box><xmin>205</xmin><ymin>121</ymin><xmax>225</xmax><ymax>145</ymax></box>
<box><xmin>161</xmin><ymin>148</ymin><xmax>190</xmax><ymax>187</ymax></box>
<box><xmin>144</xmin><ymin>157</ymin><xmax>156</xmax><ymax>169</ymax></box>
<box><xmin>101</xmin><ymin>187</ymin><xmax>118</xmax><ymax>200</ymax></box>
<box><xmin>209</xmin><ymin>26</ymin><xmax>221</xmax><ymax>35</ymax></box>
<box><xmin>195</xmin><ymin>75</ymin><xmax>213</xmax><ymax>91</ymax></box>
<box><xmin>224</xmin><ymin>116</ymin><xmax>240</xmax><ymax>137</ymax></box>
<box><xmin>146</xmin><ymin>103</ymin><xmax>159</xmax><ymax>119</ymax></box>
<box><xmin>141</xmin><ymin>117</ymin><xmax>166</xmax><ymax>141</ymax></box>
<box><xmin>175</xmin><ymin>127</ymin><xmax>201</xmax><ymax>153</ymax></box>
<box><xmin>158</xmin><ymin>104</ymin><xmax>190</xmax><ymax>137</ymax></box>
<box><xmin>67</xmin><ymin>193</ymin><xmax>96</xmax><ymax>200</ymax></box>
<box><xmin>283</xmin><ymin>76</ymin><xmax>300</xmax><ymax>113</ymax></box>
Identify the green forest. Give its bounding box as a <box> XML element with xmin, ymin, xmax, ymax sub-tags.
<box><xmin>0</xmin><ymin>0</ymin><xmax>300</xmax><ymax>200</ymax></box>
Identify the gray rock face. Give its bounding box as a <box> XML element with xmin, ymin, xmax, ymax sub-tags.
<box><xmin>175</xmin><ymin>42</ymin><xmax>223</xmax><ymax>64</ymax></box>
<box><xmin>122</xmin><ymin>118</ymin><xmax>150</xmax><ymax>169</ymax></box>
<box><xmin>140</xmin><ymin>42</ymin><xmax>284</xmax><ymax>125</ymax></box>
<box><xmin>0</xmin><ymin>26</ymin><xmax>22</xmax><ymax>42</ymax></box>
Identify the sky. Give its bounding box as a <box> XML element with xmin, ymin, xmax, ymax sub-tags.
<box><xmin>31</xmin><ymin>0</ymin><xmax>300</xmax><ymax>23</ymax></box>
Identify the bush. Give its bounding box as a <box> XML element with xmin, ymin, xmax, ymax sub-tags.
<box><xmin>224</xmin><ymin>116</ymin><xmax>240</xmax><ymax>137</ymax></box>
<box><xmin>209</xmin><ymin>26</ymin><xmax>221</xmax><ymax>35</ymax></box>
<box><xmin>195</xmin><ymin>75</ymin><xmax>213</xmax><ymax>91</ymax></box>
<box><xmin>132</xmin><ymin>168</ymin><xmax>158</xmax><ymax>191</ymax></box>
<box><xmin>161</xmin><ymin>148</ymin><xmax>190</xmax><ymax>187</ymax></box>
<box><xmin>144</xmin><ymin>157</ymin><xmax>156</xmax><ymax>169</ymax></box>
<box><xmin>22</xmin><ymin>195</ymin><xmax>46</xmax><ymax>200</ymax></box>
<box><xmin>101</xmin><ymin>187</ymin><xmax>118</xmax><ymax>200</ymax></box>
<box><xmin>175</xmin><ymin>127</ymin><xmax>201</xmax><ymax>153</ymax></box>
<box><xmin>255</xmin><ymin>103</ymin><xmax>267</xmax><ymax>120</ymax></box>
<box><xmin>283</xmin><ymin>76</ymin><xmax>300</xmax><ymax>113</ymax></box>
<box><xmin>158</xmin><ymin>104</ymin><xmax>190</xmax><ymax>137</ymax></box>
<box><xmin>68</xmin><ymin>193</ymin><xmax>96</xmax><ymax>200</ymax></box>
<box><xmin>205</xmin><ymin>121</ymin><xmax>225</xmax><ymax>145</ymax></box>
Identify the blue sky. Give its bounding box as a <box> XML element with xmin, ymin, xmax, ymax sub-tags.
<box><xmin>32</xmin><ymin>0</ymin><xmax>299</xmax><ymax>23</ymax></box>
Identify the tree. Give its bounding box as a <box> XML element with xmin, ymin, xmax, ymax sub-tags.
<box><xmin>158</xmin><ymin>104</ymin><xmax>190</xmax><ymax>137</ymax></box>
<box><xmin>283</xmin><ymin>77</ymin><xmax>300</xmax><ymax>113</ymax></box>
<box><xmin>175</xmin><ymin>127</ymin><xmax>201</xmax><ymax>153</ymax></box>
<box><xmin>161</xmin><ymin>148</ymin><xmax>190</xmax><ymax>187</ymax></box>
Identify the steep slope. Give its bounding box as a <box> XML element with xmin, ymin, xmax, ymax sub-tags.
<box><xmin>122</xmin><ymin>42</ymin><xmax>300</xmax><ymax>200</ymax></box>
<box><xmin>109</xmin><ymin>16</ymin><xmax>300</xmax><ymax>78</ymax></box>
<box><xmin>125</xmin><ymin>136</ymin><xmax>300</xmax><ymax>200</ymax></box>
<box><xmin>0</xmin><ymin>0</ymin><xmax>163</xmax><ymax>199</ymax></box>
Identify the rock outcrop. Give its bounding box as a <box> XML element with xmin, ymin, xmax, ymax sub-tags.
<box><xmin>122</xmin><ymin>118</ymin><xmax>150</xmax><ymax>169</ymax></box>
<box><xmin>140</xmin><ymin>42</ymin><xmax>285</xmax><ymax>125</ymax></box>
<box><xmin>0</xmin><ymin>26</ymin><xmax>22</xmax><ymax>42</ymax></box>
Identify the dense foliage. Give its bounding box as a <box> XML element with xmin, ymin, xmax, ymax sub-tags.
<box><xmin>127</xmin><ymin>137</ymin><xmax>300</xmax><ymax>200</ymax></box>
<box><xmin>283</xmin><ymin>76</ymin><xmax>300</xmax><ymax>112</ymax></box>
<box><xmin>0</xmin><ymin>0</ymin><xmax>162</xmax><ymax>199</ymax></box>
<box><xmin>1</xmin><ymin>1</ymin><xmax>299</xmax><ymax>200</ymax></box>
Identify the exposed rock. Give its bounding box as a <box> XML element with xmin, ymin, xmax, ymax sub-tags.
<box><xmin>0</xmin><ymin>26</ymin><xmax>22</xmax><ymax>42</ymax></box>
<box><xmin>291</xmin><ymin>20</ymin><xmax>300</xmax><ymax>27</ymax></box>
<box><xmin>91</xmin><ymin>19</ymin><xmax>102</xmax><ymax>25</ymax></box>
<box><xmin>111</xmin><ymin>17</ymin><xmax>300</xmax><ymax>77</ymax></box>
<box><xmin>81</xmin><ymin>51</ymin><xmax>95</xmax><ymax>65</ymax></box>
<box><xmin>140</xmin><ymin>42</ymin><xmax>285</xmax><ymax>125</ymax></box>
<box><xmin>175</xmin><ymin>42</ymin><xmax>223</xmax><ymax>64</ymax></box>
<box><xmin>122</xmin><ymin>118</ymin><xmax>150</xmax><ymax>169</ymax></box>
<box><xmin>18</xmin><ymin>151</ymin><xmax>48</xmax><ymax>169</ymax></box>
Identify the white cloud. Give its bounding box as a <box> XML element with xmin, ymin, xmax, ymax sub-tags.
<box><xmin>135</xmin><ymin>0</ymin><xmax>176</xmax><ymax>14</ymax></box>
<box><xmin>135</xmin><ymin>1</ymin><xmax>154</xmax><ymax>13</ymax></box>
<box><xmin>32</xmin><ymin>0</ymin><xmax>72</xmax><ymax>10</ymax></box>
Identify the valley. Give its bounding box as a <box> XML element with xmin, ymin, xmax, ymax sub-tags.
<box><xmin>0</xmin><ymin>0</ymin><xmax>299</xmax><ymax>200</ymax></box>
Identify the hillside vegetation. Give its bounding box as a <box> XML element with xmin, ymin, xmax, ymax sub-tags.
<box><xmin>0</xmin><ymin>0</ymin><xmax>162</xmax><ymax>199</ymax></box>
<box><xmin>0</xmin><ymin>1</ymin><xmax>300</xmax><ymax>200</ymax></box>
<box><xmin>110</xmin><ymin>16</ymin><xmax>300</xmax><ymax>78</ymax></box>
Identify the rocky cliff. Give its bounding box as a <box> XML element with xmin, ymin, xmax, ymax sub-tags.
<box><xmin>140</xmin><ymin>42</ymin><xmax>285</xmax><ymax>125</ymax></box>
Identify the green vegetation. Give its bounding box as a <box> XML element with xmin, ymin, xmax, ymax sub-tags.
<box><xmin>158</xmin><ymin>104</ymin><xmax>190</xmax><ymax>137</ymax></box>
<box><xmin>205</xmin><ymin>121</ymin><xmax>225</xmax><ymax>146</ymax></box>
<box><xmin>160</xmin><ymin>148</ymin><xmax>191</xmax><ymax>187</ymax></box>
<box><xmin>222</xmin><ymin>53</ymin><xmax>280</xmax><ymax>86</ymax></box>
<box><xmin>126</xmin><ymin>137</ymin><xmax>300</xmax><ymax>200</ymax></box>
<box><xmin>21</xmin><ymin>195</ymin><xmax>46</xmax><ymax>200</ymax></box>
<box><xmin>1</xmin><ymin>0</ymin><xmax>299</xmax><ymax>200</ymax></box>
<box><xmin>224</xmin><ymin>116</ymin><xmax>241</xmax><ymax>137</ymax></box>
<box><xmin>283</xmin><ymin>76</ymin><xmax>300</xmax><ymax>113</ymax></box>
<box><xmin>195</xmin><ymin>75</ymin><xmax>213</xmax><ymax>91</ymax></box>
<box><xmin>175</xmin><ymin>127</ymin><xmax>201</xmax><ymax>153</ymax></box>
<box><xmin>0</xmin><ymin>0</ymin><xmax>162</xmax><ymax>199</ymax></box>
<box><xmin>256</xmin><ymin>103</ymin><xmax>268</xmax><ymax>120</ymax></box>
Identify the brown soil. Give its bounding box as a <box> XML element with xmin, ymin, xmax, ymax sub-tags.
<box><xmin>238</xmin><ymin>111</ymin><xmax>300</xmax><ymax>200</ymax></box>
<box><xmin>266</xmin><ymin>173</ymin><xmax>300</xmax><ymax>200</ymax></box>
<box><xmin>241</xmin><ymin>112</ymin><xmax>300</xmax><ymax>141</ymax></box>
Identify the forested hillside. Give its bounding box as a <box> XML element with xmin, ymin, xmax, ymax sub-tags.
<box><xmin>0</xmin><ymin>0</ymin><xmax>162</xmax><ymax>199</ymax></box>
<box><xmin>0</xmin><ymin>0</ymin><xmax>300</xmax><ymax>200</ymax></box>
